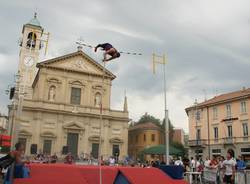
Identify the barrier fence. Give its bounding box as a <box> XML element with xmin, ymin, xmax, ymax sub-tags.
<box><xmin>185</xmin><ymin>169</ymin><xmax>250</xmax><ymax>184</ymax></box>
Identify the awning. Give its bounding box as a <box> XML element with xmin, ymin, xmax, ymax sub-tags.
<box><xmin>0</xmin><ymin>135</ymin><xmax>11</xmax><ymax>141</ymax></box>
<box><xmin>2</xmin><ymin>141</ymin><xmax>11</xmax><ymax>147</ymax></box>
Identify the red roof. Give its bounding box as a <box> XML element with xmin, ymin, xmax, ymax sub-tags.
<box><xmin>186</xmin><ymin>88</ymin><xmax>250</xmax><ymax>111</ymax></box>
<box><xmin>129</xmin><ymin>122</ymin><xmax>161</xmax><ymax>131</ymax></box>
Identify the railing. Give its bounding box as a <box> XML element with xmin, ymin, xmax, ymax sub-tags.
<box><xmin>189</xmin><ymin>137</ymin><xmax>250</xmax><ymax>146</ymax></box>
<box><xmin>188</xmin><ymin>139</ymin><xmax>207</xmax><ymax>147</ymax></box>
<box><xmin>223</xmin><ymin>137</ymin><xmax>236</xmax><ymax>144</ymax></box>
<box><xmin>184</xmin><ymin>169</ymin><xmax>250</xmax><ymax>184</ymax></box>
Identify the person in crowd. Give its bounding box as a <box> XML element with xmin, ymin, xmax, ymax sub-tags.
<box><xmin>64</xmin><ymin>152</ymin><xmax>74</xmax><ymax>164</ymax></box>
<box><xmin>151</xmin><ymin>160</ymin><xmax>157</xmax><ymax>167</ymax></box>
<box><xmin>51</xmin><ymin>153</ymin><xmax>58</xmax><ymax>163</ymax></box>
<box><xmin>236</xmin><ymin>155</ymin><xmax>246</xmax><ymax>171</ymax></box>
<box><xmin>190</xmin><ymin>157</ymin><xmax>195</xmax><ymax>172</ymax></box>
<box><xmin>218</xmin><ymin>156</ymin><xmax>225</xmax><ymax>184</ymax></box>
<box><xmin>36</xmin><ymin>150</ymin><xmax>44</xmax><ymax>162</ymax></box>
<box><xmin>155</xmin><ymin>158</ymin><xmax>160</xmax><ymax>167</ymax></box>
<box><xmin>236</xmin><ymin>155</ymin><xmax>246</xmax><ymax>184</ymax></box>
<box><xmin>174</xmin><ymin>157</ymin><xmax>183</xmax><ymax>166</ymax></box>
<box><xmin>222</xmin><ymin>149</ymin><xmax>236</xmax><ymax>184</ymax></box>
<box><xmin>3</xmin><ymin>142</ymin><xmax>30</xmax><ymax>183</ymax></box>
<box><xmin>182</xmin><ymin>158</ymin><xmax>190</xmax><ymax>172</ymax></box>
<box><xmin>210</xmin><ymin>155</ymin><xmax>219</xmax><ymax>169</ymax></box>
<box><xmin>204</xmin><ymin>156</ymin><xmax>211</xmax><ymax>169</ymax></box>
<box><xmin>109</xmin><ymin>156</ymin><xmax>115</xmax><ymax>166</ymax></box>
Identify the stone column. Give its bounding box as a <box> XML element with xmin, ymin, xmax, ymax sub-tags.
<box><xmin>103</xmin><ymin>119</ymin><xmax>110</xmax><ymax>159</ymax></box>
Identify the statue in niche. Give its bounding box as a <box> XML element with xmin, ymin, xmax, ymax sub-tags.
<box><xmin>94</xmin><ymin>92</ymin><xmax>101</xmax><ymax>107</ymax></box>
<box><xmin>48</xmin><ymin>86</ymin><xmax>56</xmax><ymax>101</ymax></box>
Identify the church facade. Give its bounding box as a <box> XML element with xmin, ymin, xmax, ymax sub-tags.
<box><xmin>8</xmin><ymin>14</ymin><xmax>129</xmax><ymax>160</ymax></box>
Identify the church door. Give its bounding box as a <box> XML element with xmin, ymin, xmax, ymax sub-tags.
<box><xmin>91</xmin><ymin>143</ymin><xmax>99</xmax><ymax>159</ymax></box>
<box><xmin>67</xmin><ymin>133</ymin><xmax>78</xmax><ymax>157</ymax></box>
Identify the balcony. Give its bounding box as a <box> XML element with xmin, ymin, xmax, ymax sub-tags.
<box><xmin>223</xmin><ymin>137</ymin><xmax>235</xmax><ymax>145</ymax></box>
<box><xmin>188</xmin><ymin>139</ymin><xmax>207</xmax><ymax>147</ymax></box>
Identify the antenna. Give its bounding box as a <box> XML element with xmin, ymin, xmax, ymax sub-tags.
<box><xmin>203</xmin><ymin>89</ymin><xmax>207</xmax><ymax>101</ymax></box>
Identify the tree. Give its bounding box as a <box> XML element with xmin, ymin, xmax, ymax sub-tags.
<box><xmin>171</xmin><ymin>141</ymin><xmax>186</xmax><ymax>157</ymax></box>
<box><xmin>161</xmin><ymin>118</ymin><xmax>174</xmax><ymax>141</ymax></box>
<box><xmin>137</xmin><ymin>113</ymin><xmax>161</xmax><ymax>127</ymax></box>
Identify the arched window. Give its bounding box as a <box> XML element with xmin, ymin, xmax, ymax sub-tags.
<box><xmin>94</xmin><ymin>92</ymin><xmax>101</xmax><ymax>107</ymax></box>
<box><xmin>26</xmin><ymin>32</ymin><xmax>37</xmax><ymax>48</ymax></box>
<box><xmin>48</xmin><ymin>86</ymin><xmax>56</xmax><ymax>101</ymax></box>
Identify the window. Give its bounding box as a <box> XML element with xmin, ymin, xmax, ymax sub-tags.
<box><xmin>70</xmin><ymin>87</ymin><xmax>81</xmax><ymax>105</ymax></box>
<box><xmin>43</xmin><ymin>140</ymin><xmax>52</xmax><ymax>155</ymax></box>
<box><xmin>212</xmin><ymin>149</ymin><xmax>221</xmax><ymax>154</ymax></box>
<box><xmin>143</xmin><ymin>134</ymin><xmax>146</xmax><ymax>142</ymax></box>
<box><xmin>151</xmin><ymin>134</ymin><xmax>155</xmax><ymax>142</ymax></box>
<box><xmin>18</xmin><ymin>138</ymin><xmax>27</xmax><ymax>153</ymax></box>
<box><xmin>214</xmin><ymin>127</ymin><xmax>218</xmax><ymax>139</ymax></box>
<box><xmin>226</xmin><ymin>104</ymin><xmax>232</xmax><ymax>118</ymax></box>
<box><xmin>196</xmin><ymin>129</ymin><xmax>201</xmax><ymax>140</ymax></box>
<box><xmin>112</xmin><ymin>144</ymin><xmax>120</xmax><ymax>157</ymax></box>
<box><xmin>196</xmin><ymin>110</ymin><xmax>201</xmax><ymax>121</ymax></box>
<box><xmin>213</xmin><ymin>107</ymin><xmax>218</xmax><ymax>120</ymax></box>
<box><xmin>241</xmin><ymin>101</ymin><xmax>247</xmax><ymax>114</ymax></box>
<box><xmin>227</xmin><ymin>125</ymin><xmax>233</xmax><ymax>137</ymax></box>
<box><xmin>242</xmin><ymin>123</ymin><xmax>248</xmax><ymax>136</ymax></box>
<box><xmin>26</xmin><ymin>32</ymin><xmax>37</xmax><ymax>48</ymax></box>
<box><xmin>91</xmin><ymin>143</ymin><xmax>99</xmax><ymax>159</ymax></box>
<box><xmin>136</xmin><ymin>135</ymin><xmax>138</xmax><ymax>143</ymax></box>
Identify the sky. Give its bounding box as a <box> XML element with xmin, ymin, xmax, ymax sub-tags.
<box><xmin>0</xmin><ymin>0</ymin><xmax>250</xmax><ymax>132</ymax></box>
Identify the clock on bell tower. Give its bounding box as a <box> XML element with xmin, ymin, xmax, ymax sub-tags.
<box><xmin>18</xmin><ymin>13</ymin><xmax>45</xmax><ymax>99</ymax></box>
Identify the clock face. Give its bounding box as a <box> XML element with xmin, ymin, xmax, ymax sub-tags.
<box><xmin>24</xmin><ymin>56</ymin><xmax>34</xmax><ymax>67</ymax></box>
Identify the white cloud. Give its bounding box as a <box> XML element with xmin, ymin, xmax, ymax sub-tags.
<box><xmin>0</xmin><ymin>0</ymin><xmax>250</xmax><ymax>133</ymax></box>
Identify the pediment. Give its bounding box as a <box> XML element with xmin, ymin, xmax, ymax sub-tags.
<box><xmin>19</xmin><ymin>129</ymin><xmax>32</xmax><ymax>137</ymax></box>
<box><xmin>109</xmin><ymin>137</ymin><xmax>124</xmax><ymax>143</ymax></box>
<box><xmin>63</xmin><ymin>121</ymin><xmax>84</xmax><ymax>130</ymax></box>
<box><xmin>88</xmin><ymin>135</ymin><xmax>104</xmax><ymax>142</ymax></box>
<box><xmin>40</xmin><ymin>131</ymin><xmax>57</xmax><ymax>138</ymax></box>
<box><xmin>37</xmin><ymin>51</ymin><xmax>115</xmax><ymax>79</ymax></box>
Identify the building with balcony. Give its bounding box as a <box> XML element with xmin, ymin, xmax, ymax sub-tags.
<box><xmin>185</xmin><ymin>87</ymin><xmax>250</xmax><ymax>160</ymax></box>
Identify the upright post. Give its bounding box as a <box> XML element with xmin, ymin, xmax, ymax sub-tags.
<box><xmin>152</xmin><ymin>53</ymin><xmax>169</xmax><ymax>164</ymax></box>
<box><xmin>163</xmin><ymin>55</ymin><xmax>169</xmax><ymax>165</ymax></box>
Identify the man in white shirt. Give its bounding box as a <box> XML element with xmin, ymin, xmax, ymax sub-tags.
<box><xmin>174</xmin><ymin>157</ymin><xmax>183</xmax><ymax>166</ymax></box>
<box><xmin>109</xmin><ymin>156</ymin><xmax>115</xmax><ymax>166</ymax></box>
<box><xmin>190</xmin><ymin>157</ymin><xmax>195</xmax><ymax>171</ymax></box>
<box><xmin>222</xmin><ymin>149</ymin><xmax>236</xmax><ymax>184</ymax></box>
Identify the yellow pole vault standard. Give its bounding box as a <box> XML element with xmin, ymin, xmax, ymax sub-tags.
<box><xmin>152</xmin><ymin>53</ymin><xmax>169</xmax><ymax>165</ymax></box>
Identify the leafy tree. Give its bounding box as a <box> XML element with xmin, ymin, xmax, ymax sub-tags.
<box><xmin>171</xmin><ymin>141</ymin><xmax>186</xmax><ymax>157</ymax></box>
<box><xmin>137</xmin><ymin>113</ymin><xmax>161</xmax><ymax>127</ymax></box>
<box><xmin>161</xmin><ymin>118</ymin><xmax>174</xmax><ymax>141</ymax></box>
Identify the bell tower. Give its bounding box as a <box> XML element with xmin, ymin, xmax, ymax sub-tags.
<box><xmin>18</xmin><ymin>13</ymin><xmax>43</xmax><ymax>99</ymax></box>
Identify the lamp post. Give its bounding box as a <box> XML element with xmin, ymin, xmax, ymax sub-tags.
<box><xmin>194</xmin><ymin>99</ymin><xmax>199</xmax><ymax>171</ymax></box>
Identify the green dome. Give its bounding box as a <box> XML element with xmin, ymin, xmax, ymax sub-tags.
<box><xmin>27</xmin><ymin>13</ymin><xmax>41</xmax><ymax>27</ymax></box>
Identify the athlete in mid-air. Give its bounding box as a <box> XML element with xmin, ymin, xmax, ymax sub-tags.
<box><xmin>94</xmin><ymin>43</ymin><xmax>120</xmax><ymax>62</ymax></box>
